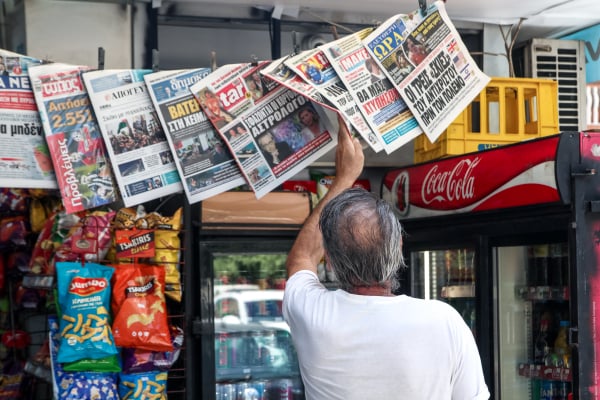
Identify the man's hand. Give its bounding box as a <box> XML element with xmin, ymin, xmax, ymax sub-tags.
<box><xmin>330</xmin><ymin>114</ymin><xmax>365</xmax><ymax>195</ymax></box>
<box><xmin>286</xmin><ymin>114</ymin><xmax>365</xmax><ymax>277</ymax></box>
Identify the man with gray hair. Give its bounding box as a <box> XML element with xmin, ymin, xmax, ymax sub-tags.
<box><xmin>283</xmin><ymin>115</ymin><xmax>490</xmax><ymax>399</ymax></box>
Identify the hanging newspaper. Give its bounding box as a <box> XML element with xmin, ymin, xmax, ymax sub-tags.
<box><xmin>82</xmin><ymin>69</ymin><xmax>183</xmax><ymax>207</ymax></box>
<box><xmin>144</xmin><ymin>68</ymin><xmax>246</xmax><ymax>204</ymax></box>
<box><xmin>0</xmin><ymin>49</ymin><xmax>56</xmax><ymax>188</ymax></box>
<box><xmin>190</xmin><ymin>62</ymin><xmax>337</xmax><ymax>199</ymax></box>
<box><xmin>322</xmin><ymin>28</ymin><xmax>423</xmax><ymax>154</ymax></box>
<box><xmin>260</xmin><ymin>55</ymin><xmax>334</xmax><ymax>111</ymax></box>
<box><xmin>28</xmin><ymin>63</ymin><xmax>118</xmax><ymax>213</ymax></box>
<box><xmin>363</xmin><ymin>0</ymin><xmax>490</xmax><ymax>143</ymax></box>
<box><xmin>284</xmin><ymin>48</ymin><xmax>384</xmax><ymax>153</ymax></box>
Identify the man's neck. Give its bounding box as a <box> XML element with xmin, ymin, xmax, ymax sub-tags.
<box><xmin>349</xmin><ymin>285</ymin><xmax>393</xmax><ymax>297</ymax></box>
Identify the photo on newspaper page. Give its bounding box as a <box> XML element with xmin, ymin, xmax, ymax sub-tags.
<box><xmin>191</xmin><ymin>66</ymin><xmax>338</xmax><ymax>198</ymax></box>
<box><xmin>0</xmin><ymin>49</ymin><xmax>56</xmax><ymax>189</ymax></box>
<box><xmin>82</xmin><ymin>69</ymin><xmax>185</xmax><ymax>207</ymax></box>
<box><xmin>28</xmin><ymin>63</ymin><xmax>118</xmax><ymax>213</ymax></box>
<box><xmin>260</xmin><ymin>55</ymin><xmax>335</xmax><ymax>111</ymax></box>
<box><xmin>321</xmin><ymin>28</ymin><xmax>423</xmax><ymax>155</ymax></box>
<box><xmin>284</xmin><ymin>48</ymin><xmax>384</xmax><ymax>153</ymax></box>
<box><xmin>145</xmin><ymin>68</ymin><xmax>246</xmax><ymax>204</ymax></box>
<box><xmin>363</xmin><ymin>0</ymin><xmax>490</xmax><ymax>143</ymax></box>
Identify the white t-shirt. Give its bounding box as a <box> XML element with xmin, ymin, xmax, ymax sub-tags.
<box><xmin>283</xmin><ymin>270</ymin><xmax>490</xmax><ymax>400</ymax></box>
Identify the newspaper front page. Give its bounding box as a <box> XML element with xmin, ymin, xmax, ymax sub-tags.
<box><xmin>321</xmin><ymin>28</ymin><xmax>423</xmax><ymax>154</ymax></box>
<box><xmin>0</xmin><ymin>50</ymin><xmax>56</xmax><ymax>188</ymax></box>
<box><xmin>363</xmin><ymin>0</ymin><xmax>490</xmax><ymax>142</ymax></box>
<box><xmin>144</xmin><ymin>68</ymin><xmax>246</xmax><ymax>204</ymax></box>
<box><xmin>284</xmin><ymin>48</ymin><xmax>383</xmax><ymax>153</ymax></box>
<box><xmin>190</xmin><ymin>63</ymin><xmax>337</xmax><ymax>199</ymax></box>
<box><xmin>28</xmin><ymin>63</ymin><xmax>118</xmax><ymax>213</ymax></box>
<box><xmin>83</xmin><ymin>69</ymin><xmax>184</xmax><ymax>207</ymax></box>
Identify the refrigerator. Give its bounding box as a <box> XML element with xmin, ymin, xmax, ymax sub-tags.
<box><xmin>381</xmin><ymin>131</ymin><xmax>600</xmax><ymax>400</ymax></box>
<box><xmin>186</xmin><ymin>191</ymin><xmax>312</xmax><ymax>400</ymax></box>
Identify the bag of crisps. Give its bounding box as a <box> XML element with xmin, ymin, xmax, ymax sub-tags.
<box><xmin>56</xmin><ymin>262</ymin><xmax>118</xmax><ymax>363</ymax></box>
<box><xmin>111</xmin><ymin>264</ymin><xmax>173</xmax><ymax>352</ymax></box>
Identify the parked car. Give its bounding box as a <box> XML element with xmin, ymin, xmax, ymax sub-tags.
<box><xmin>214</xmin><ymin>289</ymin><xmax>288</xmax><ymax>331</ymax></box>
<box><xmin>215</xmin><ymin>323</ymin><xmax>304</xmax><ymax>399</ymax></box>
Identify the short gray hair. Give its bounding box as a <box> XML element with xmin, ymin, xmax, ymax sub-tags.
<box><xmin>319</xmin><ymin>187</ymin><xmax>405</xmax><ymax>292</ymax></box>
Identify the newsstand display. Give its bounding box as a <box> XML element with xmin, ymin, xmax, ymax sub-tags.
<box><xmin>0</xmin><ymin>189</ymin><xmax>187</xmax><ymax>399</ymax></box>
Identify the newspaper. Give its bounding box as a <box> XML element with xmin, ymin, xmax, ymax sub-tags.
<box><xmin>321</xmin><ymin>28</ymin><xmax>423</xmax><ymax>154</ymax></box>
<box><xmin>284</xmin><ymin>48</ymin><xmax>384</xmax><ymax>153</ymax></box>
<box><xmin>28</xmin><ymin>63</ymin><xmax>118</xmax><ymax>213</ymax></box>
<box><xmin>363</xmin><ymin>0</ymin><xmax>490</xmax><ymax>142</ymax></box>
<box><xmin>260</xmin><ymin>55</ymin><xmax>334</xmax><ymax>111</ymax></box>
<box><xmin>82</xmin><ymin>69</ymin><xmax>185</xmax><ymax>207</ymax></box>
<box><xmin>144</xmin><ymin>68</ymin><xmax>246</xmax><ymax>204</ymax></box>
<box><xmin>0</xmin><ymin>49</ymin><xmax>56</xmax><ymax>189</ymax></box>
<box><xmin>190</xmin><ymin>62</ymin><xmax>337</xmax><ymax>199</ymax></box>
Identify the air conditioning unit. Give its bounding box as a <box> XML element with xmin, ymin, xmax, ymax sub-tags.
<box><xmin>513</xmin><ymin>38</ymin><xmax>586</xmax><ymax>132</ymax></box>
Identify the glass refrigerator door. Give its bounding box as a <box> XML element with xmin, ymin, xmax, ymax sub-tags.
<box><xmin>410</xmin><ymin>248</ymin><xmax>477</xmax><ymax>337</ymax></box>
<box><xmin>212</xmin><ymin>251</ymin><xmax>305</xmax><ymax>400</ymax></box>
<box><xmin>495</xmin><ymin>243</ymin><xmax>571</xmax><ymax>400</ymax></box>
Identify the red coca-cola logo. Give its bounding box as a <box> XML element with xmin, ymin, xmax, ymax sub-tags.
<box><xmin>69</xmin><ymin>277</ymin><xmax>107</xmax><ymax>296</ymax></box>
<box><xmin>422</xmin><ymin>158</ymin><xmax>480</xmax><ymax>205</ymax></box>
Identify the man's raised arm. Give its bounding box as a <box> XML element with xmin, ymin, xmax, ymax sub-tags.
<box><xmin>286</xmin><ymin>114</ymin><xmax>365</xmax><ymax>278</ymax></box>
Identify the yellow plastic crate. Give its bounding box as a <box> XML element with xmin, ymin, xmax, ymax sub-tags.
<box><xmin>414</xmin><ymin>77</ymin><xmax>560</xmax><ymax>163</ymax></box>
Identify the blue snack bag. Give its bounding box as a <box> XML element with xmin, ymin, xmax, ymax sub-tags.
<box><xmin>56</xmin><ymin>262</ymin><xmax>118</xmax><ymax>363</ymax></box>
<box><xmin>49</xmin><ymin>315</ymin><xmax>119</xmax><ymax>400</ymax></box>
<box><xmin>119</xmin><ymin>370</ymin><xmax>168</xmax><ymax>399</ymax></box>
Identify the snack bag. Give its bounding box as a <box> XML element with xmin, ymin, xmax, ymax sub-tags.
<box><xmin>56</xmin><ymin>262</ymin><xmax>118</xmax><ymax>363</ymax></box>
<box><xmin>118</xmin><ymin>370</ymin><xmax>168</xmax><ymax>400</ymax></box>
<box><xmin>111</xmin><ymin>264</ymin><xmax>172</xmax><ymax>351</ymax></box>
<box><xmin>122</xmin><ymin>325</ymin><xmax>184</xmax><ymax>373</ymax></box>
<box><xmin>48</xmin><ymin>315</ymin><xmax>119</xmax><ymax>400</ymax></box>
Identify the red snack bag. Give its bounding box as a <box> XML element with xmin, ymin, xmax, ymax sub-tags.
<box><xmin>111</xmin><ymin>264</ymin><xmax>172</xmax><ymax>352</ymax></box>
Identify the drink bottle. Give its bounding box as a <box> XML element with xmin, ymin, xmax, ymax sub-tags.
<box><xmin>554</xmin><ymin>320</ymin><xmax>571</xmax><ymax>368</ymax></box>
<box><xmin>534</xmin><ymin>317</ymin><xmax>550</xmax><ymax>364</ymax></box>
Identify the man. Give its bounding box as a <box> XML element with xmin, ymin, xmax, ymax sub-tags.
<box><xmin>257</xmin><ymin>131</ymin><xmax>293</xmax><ymax>168</ymax></box>
<box><xmin>283</xmin><ymin>115</ymin><xmax>490</xmax><ymax>400</ymax></box>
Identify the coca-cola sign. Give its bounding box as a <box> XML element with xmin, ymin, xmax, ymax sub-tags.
<box><xmin>382</xmin><ymin>135</ymin><xmax>561</xmax><ymax>219</ymax></box>
<box><xmin>422</xmin><ymin>158</ymin><xmax>480</xmax><ymax>205</ymax></box>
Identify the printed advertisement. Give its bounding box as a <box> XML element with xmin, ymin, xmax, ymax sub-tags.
<box><xmin>83</xmin><ymin>69</ymin><xmax>183</xmax><ymax>207</ymax></box>
<box><xmin>363</xmin><ymin>0</ymin><xmax>490</xmax><ymax>142</ymax></box>
<box><xmin>190</xmin><ymin>65</ymin><xmax>337</xmax><ymax>198</ymax></box>
<box><xmin>28</xmin><ymin>63</ymin><xmax>118</xmax><ymax>213</ymax></box>
<box><xmin>322</xmin><ymin>28</ymin><xmax>422</xmax><ymax>154</ymax></box>
<box><xmin>0</xmin><ymin>50</ymin><xmax>56</xmax><ymax>188</ymax></box>
<box><xmin>284</xmin><ymin>48</ymin><xmax>384</xmax><ymax>153</ymax></box>
<box><xmin>145</xmin><ymin>68</ymin><xmax>246</xmax><ymax>204</ymax></box>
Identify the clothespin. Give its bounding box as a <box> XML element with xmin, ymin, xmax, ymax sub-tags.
<box><xmin>211</xmin><ymin>51</ymin><xmax>218</xmax><ymax>71</ymax></box>
<box><xmin>292</xmin><ymin>31</ymin><xmax>300</xmax><ymax>55</ymax></box>
<box><xmin>331</xmin><ymin>26</ymin><xmax>340</xmax><ymax>41</ymax></box>
<box><xmin>250</xmin><ymin>54</ymin><xmax>259</xmax><ymax>66</ymax></box>
<box><xmin>97</xmin><ymin>47</ymin><xmax>105</xmax><ymax>70</ymax></box>
<box><xmin>152</xmin><ymin>49</ymin><xmax>160</xmax><ymax>72</ymax></box>
<box><xmin>419</xmin><ymin>0</ymin><xmax>427</xmax><ymax>17</ymax></box>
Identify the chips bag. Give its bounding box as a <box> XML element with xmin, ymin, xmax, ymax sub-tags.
<box><xmin>121</xmin><ymin>325</ymin><xmax>183</xmax><ymax>373</ymax></box>
<box><xmin>118</xmin><ymin>370</ymin><xmax>168</xmax><ymax>400</ymax></box>
<box><xmin>48</xmin><ymin>315</ymin><xmax>119</xmax><ymax>400</ymax></box>
<box><xmin>111</xmin><ymin>264</ymin><xmax>172</xmax><ymax>351</ymax></box>
<box><xmin>56</xmin><ymin>262</ymin><xmax>118</xmax><ymax>363</ymax></box>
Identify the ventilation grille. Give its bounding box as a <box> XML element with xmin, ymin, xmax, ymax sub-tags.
<box><xmin>515</xmin><ymin>38</ymin><xmax>586</xmax><ymax>132</ymax></box>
